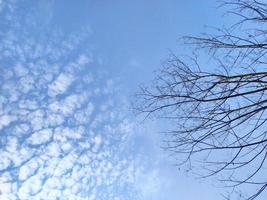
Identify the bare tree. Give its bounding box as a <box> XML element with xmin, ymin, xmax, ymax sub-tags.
<box><xmin>135</xmin><ymin>1</ymin><xmax>267</xmax><ymax>199</ymax></box>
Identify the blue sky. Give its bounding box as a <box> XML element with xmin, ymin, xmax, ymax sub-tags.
<box><xmin>0</xmin><ymin>1</ymin><xmax>260</xmax><ymax>200</ymax></box>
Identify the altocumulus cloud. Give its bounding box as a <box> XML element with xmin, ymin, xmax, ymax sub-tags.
<box><xmin>0</xmin><ymin>1</ymin><xmax>142</xmax><ymax>199</ymax></box>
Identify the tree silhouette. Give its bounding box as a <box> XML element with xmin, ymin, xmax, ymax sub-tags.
<box><xmin>135</xmin><ymin>1</ymin><xmax>267</xmax><ymax>199</ymax></box>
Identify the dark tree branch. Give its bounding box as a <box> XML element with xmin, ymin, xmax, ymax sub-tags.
<box><xmin>134</xmin><ymin>1</ymin><xmax>267</xmax><ymax>199</ymax></box>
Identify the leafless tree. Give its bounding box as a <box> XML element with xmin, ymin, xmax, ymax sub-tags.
<box><xmin>135</xmin><ymin>1</ymin><xmax>267</xmax><ymax>199</ymax></box>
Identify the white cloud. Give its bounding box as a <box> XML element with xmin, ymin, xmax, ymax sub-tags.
<box><xmin>14</xmin><ymin>64</ymin><xmax>29</xmax><ymax>77</ymax></box>
<box><xmin>18</xmin><ymin>76</ymin><xmax>35</xmax><ymax>93</ymax></box>
<box><xmin>48</xmin><ymin>73</ymin><xmax>74</xmax><ymax>97</ymax></box>
<box><xmin>0</xmin><ymin>115</ymin><xmax>16</xmax><ymax>130</ymax></box>
<box><xmin>19</xmin><ymin>160</ymin><xmax>39</xmax><ymax>181</ymax></box>
<box><xmin>0</xmin><ymin>2</ymin><xmax>140</xmax><ymax>199</ymax></box>
<box><xmin>78</xmin><ymin>54</ymin><xmax>92</xmax><ymax>65</ymax></box>
<box><xmin>48</xmin><ymin>94</ymin><xmax>86</xmax><ymax>117</ymax></box>
<box><xmin>135</xmin><ymin>168</ymin><xmax>162</xmax><ymax>200</ymax></box>
<box><xmin>27</xmin><ymin>129</ymin><xmax>53</xmax><ymax>145</ymax></box>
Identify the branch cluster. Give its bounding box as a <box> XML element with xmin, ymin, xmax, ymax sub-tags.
<box><xmin>135</xmin><ymin>1</ymin><xmax>267</xmax><ymax>199</ymax></box>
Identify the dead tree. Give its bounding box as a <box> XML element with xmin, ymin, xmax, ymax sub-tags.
<box><xmin>135</xmin><ymin>1</ymin><xmax>267</xmax><ymax>199</ymax></box>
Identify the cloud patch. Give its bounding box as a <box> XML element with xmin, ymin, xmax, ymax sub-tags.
<box><xmin>0</xmin><ymin>1</ymin><xmax>140</xmax><ymax>199</ymax></box>
<box><xmin>48</xmin><ymin>73</ymin><xmax>74</xmax><ymax>97</ymax></box>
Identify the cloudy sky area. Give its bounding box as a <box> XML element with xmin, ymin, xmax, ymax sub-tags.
<box><xmin>0</xmin><ymin>1</ymin><xmax>252</xmax><ymax>200</ymax></box>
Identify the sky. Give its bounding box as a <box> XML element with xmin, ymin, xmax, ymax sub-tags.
<box><xmin>0</xmin><ymin>1</ymin><xmax>263</xmax><ymax>200</ymax></box>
